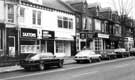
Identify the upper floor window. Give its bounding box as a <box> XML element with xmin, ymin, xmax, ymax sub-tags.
<box><xmin>86</xmin><ymin>18</ymin><xmax>92</xmax><ymax>30</ymax></box>
<box><xmin>7</xmin><ymin>4</ymin><xmax>14</xmax><ymax>23</ymax></box>
<box><xmin>32</xmin><ymin>10</ymin><xmax>41</xmax><ymax>25</ymax></box>
<box><xmin>37</xmin><ymin>11</ymin><xmax>41</xmax><ymax>25</ymax></box>
<box><xmin>32</xmin><ymin>10</ymin><xmax>36</xmax><ymax>24</ymax></box>
<box><xmin>95</xmin><ymin>19</ymin><xmax>101</xmax><ymax>31</ymax></box>
<box><xmin>63</xmin><ymin>17</ymin><xmax>68</xmax><ymax>28</ymax></box>
<box><xmin>20</xmin><ymin>7</ymin><xmax>25</xmax><ymax>17</ymax></box>
<box><xmin>58</xmin><ymin>16</ymin><xmax>73</xmax><ymax>29</ymax></box>
<box><xmin>20</xmin><ymin>7</ymin><xmax>25</xmax><ymax>22</ymax></box>
<box><xmin>69</xmin><ymin>19</ymin><xmax>73</xmax><ymax>29</ymax></box>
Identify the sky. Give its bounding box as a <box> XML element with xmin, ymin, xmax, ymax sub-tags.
<box><xmin>88</xmin><ymin>0</ymin><xmax>135</xmax><ymax>19</ymax></box>
<box><xmin>63</xmin><ymin>0</ymin><xmax>135</xmax><ymax>19</ymax></box>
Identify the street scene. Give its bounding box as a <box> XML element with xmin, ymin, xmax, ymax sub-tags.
<box><xmin>0</xmin><ymin>0</ymin><xmax>135</xmax><ymax>80</ymax></box>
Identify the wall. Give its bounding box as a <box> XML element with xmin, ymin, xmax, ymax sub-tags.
<box><xmin>18</xmin><ymin>4</ymin><xmax>76</xmax><ymax>40</ymax></box>
<box><xmin>0</xmin><ymin>1</ymin><xmax>5</xmax><ymax>23</ymax></box>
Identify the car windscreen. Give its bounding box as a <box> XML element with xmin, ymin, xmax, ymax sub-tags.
<box><xmin>77</xmin><ymin>50</ymin><xmax>94</xmax><ymax>56</ymax></box>
<box><xmin>26</xmin><ymin>54</ymin><xmax>36</xmax><ymax>59</ymax></box>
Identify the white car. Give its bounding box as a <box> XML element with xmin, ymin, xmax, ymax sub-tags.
<box><xmin>74</xmin><ymin>50</ymin><xmax>101</xmax><ymax>63</ymax></box>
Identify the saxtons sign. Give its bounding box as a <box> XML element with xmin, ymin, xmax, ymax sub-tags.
<box><xmin>21</xmin><ymin>28</ymin><xmax>37</xmax><ymax>38</ymax></box>
<box><xmin>22</xmin><ymin>32</ymin><xmax>36</xmax><ymax>38</ymax></box>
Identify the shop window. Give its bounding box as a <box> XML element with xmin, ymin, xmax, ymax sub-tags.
<box><xmin>95</xmin><ymin>38</ymin><xmax>102</xmax><ymax>51</ymax></box>
<box><xmin>56</xmin><ymin>41</ymin><xmax>65</xmax><ymax>53</ymax></box>
<box><xmin>7</xmin><ymin>4</ymin><xmax>14</xmax><ymax>23</ymax></box>
<box><xmin>41</xmin><ymin>40</ymin><xmax>47</xmax><ymax>53</ymax></box>
<box><xmin>20</xmin><ymin>41</ymin><xmax>39</xmax><ymax>53</ymax></box>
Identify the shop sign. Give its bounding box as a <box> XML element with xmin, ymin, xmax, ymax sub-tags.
<box><xmin>109</xmin><ymin>36</ymin><xmax>119</xmax><ymax>41</ymax></box>
<box><xmin>42</xmin><ymin>30</ymin><xmax>54</xmax><ymax>39</ymax></box>
<box><xmin>87</xmin><ymin>33</ymin><xmax>93</xmax><ymax>39</ymax></box>
<box><xmin>98</xmin><ymin>33</ymin><xmax>109</xmax><ymax>39</ymax></box>
<box><xmin>80</xmin><ymin>33</ymin><xmax>86</xmax><ymax>39</ymax></box>
<box><xmin>21</xmin><ymin>28</ymin><xmax>37</xmax><ymax>38</ymax></box>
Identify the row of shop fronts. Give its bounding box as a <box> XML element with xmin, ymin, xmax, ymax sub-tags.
<box><xmin>6</xmin><ymin>28</ymin><xmax>75</xmax><ymax>58</ymax></box>
<box><xmin>76</xmin><ymin>32</ymin><xmax>126</xmax><ymax>52</ymax></box>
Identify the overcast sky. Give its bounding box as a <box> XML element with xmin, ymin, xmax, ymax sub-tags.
<box><xmin>63</xmin><ymin>0</ymin><xmax>135</xmax><ymax>19</ymax></box>
<box><xmin>88</xmin><ymin>0</ymin><xmax>135</xmax><ymax>19</ymax></box>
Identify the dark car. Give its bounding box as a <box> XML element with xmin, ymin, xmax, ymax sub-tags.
<box><xmin>100</xmin><ymin>49</ymin><xmax>117</xmax><ymax>60</ymax></box>
<box><xmin>114</xmin><ymin>48</ymin><xmax>130</xmax><ymax>58</ymax></box>
<box><xmin>20</xmin><ymin>52</ymin><xmax>64</xmax><ymax>71</ymax></box>
<box><xmin>129</xmin><ymin>48</ymin><xmax>135</xmax><ymax>56</ymax></box>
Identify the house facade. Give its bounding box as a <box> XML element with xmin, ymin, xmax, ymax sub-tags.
<box><xmin>0</xmin><ymin>0</ymin><xmax>76</xmax><ymax>66</ymax></box>
<box><xmin>67</xmin><ymin>0</ymin><xmax>123</xmax><ymax>53</ymax></box>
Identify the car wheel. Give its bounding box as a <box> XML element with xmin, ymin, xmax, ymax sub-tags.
<box><xmin>88</xmin><ymin>58</ymin><xmax>92</xmax><ymax>63</ymax></box>
<box><xmin>58</xmin><ymin>60</ymin><xmax>64</xmax><ymax>68</ymax></box>
<box><xmin>98</xmin><ymin>57</ymin><xmax>101</xmax><ymax>62</ymax></box>
<box><xmin>24</xmin><ymin>67</ymin><xmax>31</xmax><ymax>71</ymax></box>
<box><xmin>76</xmin><ymin>60</ymin><xmax>80</xmax><ymax>63</ymax></box>
<box><xmin>39</xmin><ymin>63</ymin><xmax>45</xmax><ymax>71</ymax></box>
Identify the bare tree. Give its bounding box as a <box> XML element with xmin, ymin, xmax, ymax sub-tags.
<box><xmin>111</xmin><ymin>0</ymin><xmax>133</xmax><ymax>17</ymax></box>
<box><xmin>111</xmin><ymin>0</ymin><xmax>134</xmax><ymax>37</ymax></box>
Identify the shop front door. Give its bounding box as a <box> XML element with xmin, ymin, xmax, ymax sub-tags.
<box><xmin>47</xmin><ymin>40</ymin><xmax>54</xmax><ymax>54</ymax></box>
<box><xmin>8</xmin><ymin>36</ymin><xmax>15</xmax><ymax>57</ymax></box>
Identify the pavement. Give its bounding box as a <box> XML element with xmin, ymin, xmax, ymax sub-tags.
<box><xmin>0</xmin><ymin>56</ymin><xmax>134</xmax><ymax>73</ymax></box>
<box><xmin>0</xmin><ymin>57</ymin><xmax>76</xmax><ymax>73</ymax></box>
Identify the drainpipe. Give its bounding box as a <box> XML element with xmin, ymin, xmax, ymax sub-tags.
<box><xmin>16</xmin><ymin>0</ymin><xmax>21</xmax><ymax>56</ymax></box>
<box><xmin>4</xmin><ymin>0</ymin><xmax>7</xmax><ymax>56</ymax></box>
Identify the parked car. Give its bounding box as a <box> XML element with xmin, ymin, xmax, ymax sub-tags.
<box><xmin>129</xmin><ymin>48</ymin><xmax>135</xmax><ymax>56</ymax></box>
<box><xmin>74</xmin><ymin>50</ymin><xmax>101</xmax><ymax>63</ymax></box>
<box><xmin>114</xmin><ymin>48</ymin><xmax>130</xmax><ymax>58</ymax></box>
<box><xmin>20</xmin><ymin>52</ymin><xmax>64</xmax><ymax>71</ymax></box>
<box><xmin>100</xmin><ymin>49</ymin><xmax>117</xmax><ymax>60</ymax></box>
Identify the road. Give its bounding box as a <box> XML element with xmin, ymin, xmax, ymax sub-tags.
<box><xmin>0</xmin><ymin>57</ymin><xmax>135</xmax><ymax>80</ymax></box>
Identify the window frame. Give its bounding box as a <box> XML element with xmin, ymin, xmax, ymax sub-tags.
<box><xmin>7</xmin><ymin>4</ymin><xmax>14</xmax><ymax>23</ymax></box>
<box><xmin>37</xmin><ymin>11</ymin><xmax>41</xmax><ymax>25</ymax></box>
<box><xmin>57</xmin><ymin>16</ymin><xmax>73</xmax><ymax>29</ymax></box>
<box><xmin>32</xmin><ymin>10</ymin><xmax>36</xmax><ymax>24</ymax></box>
<box><xmin>56</xmin><ymin>41</ymin><xmax>65</xmax><ymax>53</ymax></box>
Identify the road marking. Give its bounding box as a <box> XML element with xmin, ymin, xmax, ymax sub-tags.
<box><xmin>2</xmin><ymin>57</ymin><xmax>134</xmax><ymax>80</ymax></box>
<box><xmin>72</xmin><ymin>71</ymin><xmax>98</xmax><ymax>78</ymax></box>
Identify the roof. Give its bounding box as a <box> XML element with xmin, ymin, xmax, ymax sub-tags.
<box><xmin>21</xmin><ymin>0</ymin><xmax>75</xmax><ymax>13</ymax></box>
<box><xmin>66</xmin><ymin>0</ymin><xmax>86</xmax><ymax>4</ymax></box>
<box><xmin>99</xmin><ymin>7</ymin><xmax>112</xmax><ymax>12</ymax></box>
<box><xmin>88</xmin><ymin>3</ymin><xmax>101</xmax><ymax>8</ymax></box>
<box><xmin>42</xmin><ymin>0</ymin><xmax>75</xmax><ymax>13</ymax></box>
